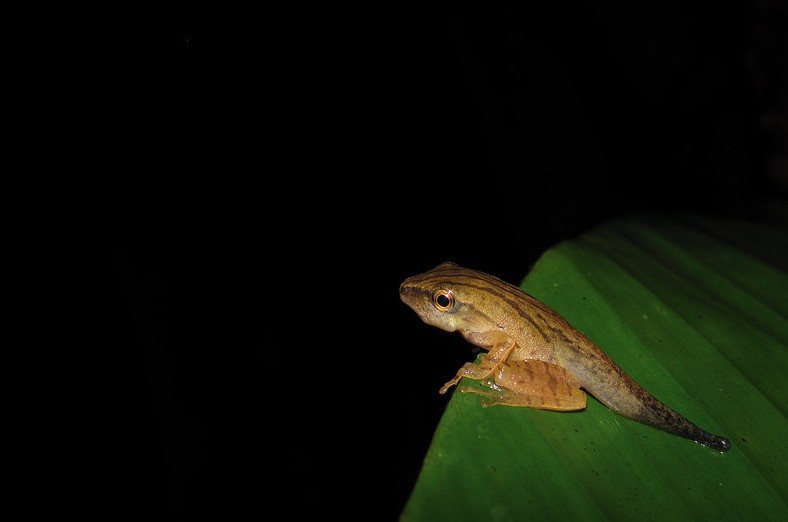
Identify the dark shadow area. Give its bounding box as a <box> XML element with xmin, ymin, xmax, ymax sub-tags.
<box><xmin>104</xmin><ymin>6</ymin><xmax>786</xmax><ymax>519</ymax></box>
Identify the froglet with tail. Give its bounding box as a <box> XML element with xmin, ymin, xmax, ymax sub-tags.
<box><xmin>399</xmin><ymin>262</ymin><xmax>730</xmax><ymax>452</ymax></box>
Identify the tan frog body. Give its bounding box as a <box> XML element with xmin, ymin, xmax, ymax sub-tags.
<box><xmin>400</xmin><ymin>262</ymin><xmax>730</xmax><ymax>452</ymax></box>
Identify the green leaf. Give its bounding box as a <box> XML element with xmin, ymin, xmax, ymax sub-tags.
<box><xmin>401</xmin><ymin>214</ymin><xmax>788</xmax><ymax>521</ymax></box>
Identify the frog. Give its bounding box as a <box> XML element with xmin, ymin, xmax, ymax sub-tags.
<box><xmin>400</xmin><ymin>262</ymin><xmax>730</xmax><ymax>452</ymax></box>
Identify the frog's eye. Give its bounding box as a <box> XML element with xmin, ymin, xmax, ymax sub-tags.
<box><xmin>432</xmin><ymin>289</ymin><xmax>455</xmax><ymax>311</ymax></box>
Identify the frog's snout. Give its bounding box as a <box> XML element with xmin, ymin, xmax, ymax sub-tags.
<box><xmin>400</xmin><ymin>280</ymin><xmax>428</xmax><ymax>311</ymax></box>
<box><xmin>399</xmin><ymin>281</ymin><xmax>416</xmax><ymax>302</ymax></box>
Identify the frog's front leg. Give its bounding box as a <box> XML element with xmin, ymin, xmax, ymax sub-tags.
<box><xmin>439</xmin><ymin>331</ymin><xmax>515</xmax><ymax>394</ymax></box>
<box><xmin>459</xmin><ymin>359</ymin><xmax>587</xmax><ymax>411</ymax></box>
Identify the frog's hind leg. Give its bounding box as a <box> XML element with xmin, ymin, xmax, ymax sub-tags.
<box><xmin>460</xmin><ymin>360</ymin><xmax>587</xmax><ymax>412</ymax></box>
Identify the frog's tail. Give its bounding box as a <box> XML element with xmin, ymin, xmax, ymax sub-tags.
<box><xmin>636</xmin><ymin>392</ymin><xmax>730</xmax><ymax>452</ymax></box>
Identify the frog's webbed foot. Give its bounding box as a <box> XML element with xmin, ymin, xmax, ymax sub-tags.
<box><xmin>456</xmin><ymin>381</ymin><xmax>506</xmax><ymax>407</ymax></box>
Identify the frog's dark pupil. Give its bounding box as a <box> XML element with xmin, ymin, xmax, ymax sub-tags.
<box><xmin>437</xmin><ymin>294</ymin><xmax>450</xmax><ymax>307</ymax></box>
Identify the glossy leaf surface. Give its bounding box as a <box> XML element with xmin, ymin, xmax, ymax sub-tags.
<box><xmin>401</xmin><ymin>215</ymin><xmax>788</xmax><ymax>521</ymax></box>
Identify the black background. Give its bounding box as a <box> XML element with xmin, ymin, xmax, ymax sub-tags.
<box><xmin>106</xmin><ymin>6</ymin><xmax>786</xmax><ymax>519</ymax></box>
